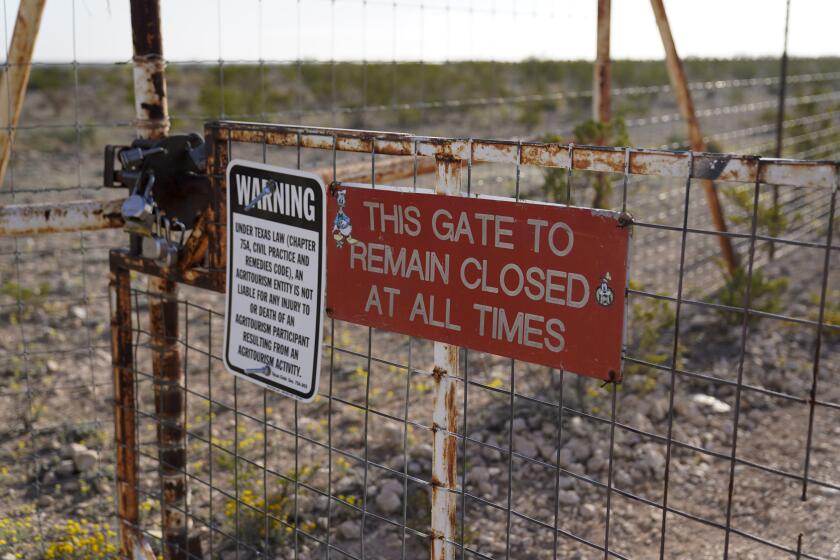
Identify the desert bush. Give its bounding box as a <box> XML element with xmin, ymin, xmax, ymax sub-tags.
<box><xmin>715</xmin><ymin>265</ymin><xmax>788</xmax><ymax>325</ymax></box>
<box><xmin>540</xmin><ymin>117</ymin><xmax>629</xmax><ymax>208</ymax></box>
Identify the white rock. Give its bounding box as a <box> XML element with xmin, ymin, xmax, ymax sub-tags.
<box><xmin>557</xmin><ymin>475</ymin><xmax>574</xmax><ymax>490</ymax></box>
<box><xmin>567</xmin><ymin>462</ymin><xmax>585</xmax><ymax>475</ymax></box>
<box><xmin>70</xmin><ymin>443</ymin><xmax>98</xmax><ymax>472</ymax></box>
<box><xmin>512</xmin><ymin>417</ymin><xmax>528</xmax><ymax>432</ymax></box>
<box><xmin>586</xmin><ymin>451</ymin><xmax>606</xmax><ymax>473</ymax></box>
<box><xmin>337</xmin><ymin>520</ymin><xmax>360</xmax><ymax>540</ymax></box>
<box><xmin>526</xmin><ymin>415</ymin><xmax>542</xmax><ymax>430</ymax></box>
<box><xmin>413</xmin><ymin>443</ymin><xmax>433</xmax><ymax>462</ymax></box>
<box><xmin>557</xmin><ymin>490</ymin><xmax>580</xmax><ymax>506</ymax></box>
<box><xmin>375</xmin><ymin>489</ymin><xmax>402</xmax><ymax>514</ymax></box>
<box><xmin>468</xmin><ymin>466</ymin><xmax>490</xmax><ymax>485</ymax></box>
<box><xmin>566</xmin><ymin>438</ymin><xmax>591</xmax><ymax>462</ymax></box>
<box><xmin>478</xmin><ymin>480</ymin><xmax>494</xmax><ymax>496</ymax></box>
<box><xmin>335</xmin><ymin>476</ymin><xmax>355</xmax><ymax>494</ymax></box>
<box><xmin>630</xmin><ymin>412</ymin><xmax>654</xmax><ymax>434</ymax></box>
<box><xmin>818</xmin><ymin>486</ymin><xmax>840</xmax><ymax>497</ymax></box>
<box><xmin>37</xmin><ymin>494</ymin><xmax>54</xmax><ymax>508</ymax></box>
<box><xmin>615</xmin><ymin>470</ymin><xmax>633</xmax><ymax>488</ymax></box>
<box><xmin>513</xmin><ymin>435</ymin><xmax>538</xmax><ymax>458</ymax></box>
<box><xmin>581</xmin><ymin>503</ymin><xmax>598</xmax><ymax>519</ymax></box>
<box><xmin>690</xmin><ymin>394</ymin><xmax>731</xmax><ymax>413</ymax></box>
<box><xmin>379</xmin><ymin>478</ymin><xmax>404</xmax><ymax>496</ymax></box>
<box><xmin>56</xmin><ymin>459</ymin><xmax>75</xmax><ymax>476</ymax></box>
<box><xmin>640</xmin><ymin>444</ymin><xmax>666</xmax><ymax>473</ymax></box>
<box><xmin>649</xmin><ymin>398</ymin><xmax>669</xmax><ymax>422</ymax></box>
<box><xmin>568</xmin><ymin>416</ymin><xmax>587</xmax><ymax>436</ymax></box>
<box><xmin>381</xmin><ymin>423</ymin><xmax>403</xmax><ymax>448</ymax></box>
<box><xmin>70</xmin><ymin>306</ymin><xmax>87</xmax><ymax>321</ymax></box>
<box><xmin>538</xmin><ymin>443</ymin><xmax>557</xmax><ymax>463</ymax></box>
<box><xmin>482</xmin><ymin>446</ymin><xmax>502</xmax><ymax>462</ymax></box>
<box><xmin>558</xmin><ymin>447</ymin><xmax>575</xmax><ymax>467</ymax></box>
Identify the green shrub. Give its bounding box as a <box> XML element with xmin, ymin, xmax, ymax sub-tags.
<box><xmin>715</xmin><ymin>265</ymin><xmax>788</xmax><ymax>325</ymax></box>
<box><xmin>540</xmin><ymin>117</ymin><xmax>629</xmax><ymax>208</ymax></box>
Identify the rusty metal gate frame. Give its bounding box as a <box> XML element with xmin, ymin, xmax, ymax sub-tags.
<box><xmin>108</xmin><ymin>119</ymin><xmax>839</xmax><ymax>559</ymax></box>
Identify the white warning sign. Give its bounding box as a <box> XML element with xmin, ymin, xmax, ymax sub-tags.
<box><xmin>223</xmin><ymin>160</ymin><xmax>326</xmax><ymax>402</ymax></box>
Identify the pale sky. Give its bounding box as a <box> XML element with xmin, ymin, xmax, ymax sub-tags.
<box><xmin>4</xmin><ymin>0</ymin><xmax>839</xmax><ymax>63</ymax></box>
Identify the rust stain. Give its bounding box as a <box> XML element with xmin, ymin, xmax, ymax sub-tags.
<box><xmin>110</xmin><ymin>265</ymin><xmax>140</xmax><ymax>558</ymax></box>
<box><xmin>443</xmin><ymin>433</ymin><xmax>457</xmax><ymax>486</ymax></box>
<box><xmin>589</xmin><ymin>150</ymin><xmax>623</xmax><ymax>172</ymax></box>
<box><xmin>574</xmin><ymin>151</ymin><xmax>592</xmax><ymax>170</ymax></box>
<box><xmin>444</xmin><ymin>385</ymin><xmax>457</xmax><ymax>431</ymax></box>
<box><xmin>431</xmin><ymin>366</ymin><xmax>447</xmax><ymax>383</ymax></box>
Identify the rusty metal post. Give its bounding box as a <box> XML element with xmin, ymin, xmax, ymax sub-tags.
<box><xmin>592</xmin><ymin>0</ymin><xmax>612</xmax><ymax>208</ymax></box>
<box><xmin>593</xmin><ymin>0</ymin><xmax>611</xmax><ymax>127</ymax></box>
<box><xmin>206</xmin><ymin>126</ymin><xmax>229</xmax><ymax>278</ymax></box>
<box><xmin>650</xmin><ymin>0</ymin><xmax>739</xmax><ymax>275</ymax></box>
<box><xmin>148</xmin><ymin>277</ymin><xmax>192</xmax><ymax>559</ymax></box>
<box><xmin>111</xmin><ymin>264</ymin><xmax>154</xmax><ymax>560</ymax></box>
<box><xmin>131</xmin><ymin>0</ymin><xmax>169</xmax><ymax>139</ymax></box>
<box><xmin>774</xmin><ymin>0</ymin><xmax>792</xmax><ymax>160</ymax></box>
<box><xmin>130</xmin><ymin>2</ymin><xmax>194</xmax><ymax>558</ymax></box>
<box><xmin>430</xmin><ymin>157</ymin><xmax>460</xmax><ymax>560</ymax></box>
<box><xmin>771</xmin><ymin>0</ymin><xmax>792</xmax><ymax>260</ymax></box>
<box><xmin>0</xmin><ymin>0</ymin><xmax>46</xmax><ymax>188</ymax></box>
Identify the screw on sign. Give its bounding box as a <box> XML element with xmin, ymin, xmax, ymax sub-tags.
<box><xmin>326</xmin><ymin>184</ymin><xmax>631</xmax><ymax>381</ymax></box>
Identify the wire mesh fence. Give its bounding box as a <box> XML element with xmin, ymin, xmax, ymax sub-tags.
<box><xmin>100</xmin><ymin>121</ymin><xmax>840</xmax><ymax>560</ymax></box>
<box><xmin>0</xmin><ymin>1</ymin><xmax>839</xmax><ymax>559</ymax></box>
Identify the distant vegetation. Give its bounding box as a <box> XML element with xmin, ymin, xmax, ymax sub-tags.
<box><xmin>15</xmin><ymin>57</ymin><xmax>840</xmax><ymax>156</ymax></box>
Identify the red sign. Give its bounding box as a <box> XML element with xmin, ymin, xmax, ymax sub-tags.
<box><xmin>326</xmin><ymin>185</ymin><xmax>630</xmax><ymax>380</ymax></box>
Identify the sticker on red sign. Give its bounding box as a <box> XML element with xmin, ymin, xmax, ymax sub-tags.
<box><xmin>326</xmin><ymin>185</ymin><xmax>630</xmax><ymax>380</ymax></box>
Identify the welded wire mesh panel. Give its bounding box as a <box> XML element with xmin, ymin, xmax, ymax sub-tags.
<box><xmin>2</xmin><ymin>2</ymin><xmax>840</xmax><ymax>560</ymax></box>
<box><xmin>105</xmin><ymin>122</ymin><xmax>840</xmax><ymax>560</ymax></box>
<box><xmin>0</xmin><ymin>2</ymin><xmax>129</xmax><ymax>558</ymax></box>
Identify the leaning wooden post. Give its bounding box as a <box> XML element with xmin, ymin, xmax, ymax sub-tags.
<box><xmin>593</xmin><ymin>0</ymin><xmax>611</xmax><ymax>127</ymax></box>
<box><xmin>770</xmin><ymin>0</ymin><xmax>792</xmax><ymax>260</ymax></box>
<box><xmin>592</xmin><ymin>0</ymin><xmax>612</xmax><ymax>208</ymax></box>
<box><xmin>429</xmin><ymin>156</ymin><xmax>460</xmax><ymax>560</ymax></box>
<box><xmin>0</xmin><ymin>0</ymin><xmax>46</xmax><ymax>188</ymax></box>
<box><xmin>650</xmin><ymin>0</ymin><xmax>739</xmax><ymax>275</ymax></box>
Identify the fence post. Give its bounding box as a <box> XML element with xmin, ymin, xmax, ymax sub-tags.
<box><xmin>0</xmin><ymin>0</ymin><xmax>45</xmax><ymax>189</ymax></box>
<box><xmin>430</xmin><ymin>156</ymin><xmax>460</xmax><ymax>560</ymax></box>
<box><xmin>771</xmin><ymin>0</ymin><xmax>792</xmax><ymax>260</ymax></box>
<box><xmin>148</xmin><ymin>277</ymin><xmax>191</xmax><ymax>558</ymax></box>
<box><xmin>593</xmin><ymin>0</ymin><xmax>611</xmax><ymax>127</ymax></box>
<box><xmin>110</xmin><ymin>264</ymin><xmax>154</xmax><ymax>560</ymax></box>
<box><xmin>650</xmin><ymin>0</ymin><xmax>739</xmax><ymax>275</ymax></box>
<box><xmin>129</xmin><ymin>2</ymin><xmax>195</xmax><ymax>558</ymax></box>
<box><xmin>592</xmin><ymin>0</ymin><xmax>612</xmax><ymax>208</ymax></box>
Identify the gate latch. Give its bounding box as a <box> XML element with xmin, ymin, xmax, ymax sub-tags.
<box><xmin>104</xmin><ymin>133</ymin><xmax>211</xmax><ymax>266</ymax></box>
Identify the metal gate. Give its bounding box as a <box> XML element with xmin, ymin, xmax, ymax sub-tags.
<box><xmin>108</xmin><ymin>120</ymin><xmax>840</xmax><ymax>559</ymax></box>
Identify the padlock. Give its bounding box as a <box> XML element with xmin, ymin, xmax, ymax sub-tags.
<box><xmin>122</xmin><ymin>173</ymin><xmax>157</xmax><ymax>236</ymax></box>
<box><xmin>141</xmin><ymin>234</ymin><xmax>173</xmax><ymax>265</ymax></box>
<box><xmin>141</xmin><ymin>212</ymin><xmax>179</xmax><ymax>267</ymax></box>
